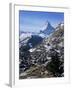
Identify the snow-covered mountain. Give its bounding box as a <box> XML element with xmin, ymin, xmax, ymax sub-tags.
<box><xmin>19</xmin><ymin>22</ymin><xmax>64</xmax><ymax>48</ymax></box>
<box><xmin>20</xmin><ymin>32</ymin><xmax>32</xmax><ymax>41</ymax></box>
<box><xmin>20</xmin><ymin>21</ymin><xmax>55</xmax><ymax>40</ymax></box>
<box><xmin>55</xmin><ymin>23</ymin><xmax>64</xmax><ymax>31</ymax></box>
<box><xmin>19</xmin><ymin>33</ymin><xmax>43</xmax><ymax>48</ymax></box>
<box><xmin>19</xmin><ymin>32</ymin><xmax>32</xmax><ymax>48</ymax></box>
<box><xmin>39</xmin><ymin>21</ymin><xmax>55</xmax><ymax>35</ymax></box>
<box><xmin>19</xmin><ymin>21</ymin><xmax>64</xmax><ymax>48</ymax></box>
<box><xmin>19</xmin><ymin>22</ymin><xmax>64</xmax><ymax>78</ymax></box>
<box><xmin>19</xmin><ymin>21</ymin><xmax>55</xmax><ymax>49</ymax></box>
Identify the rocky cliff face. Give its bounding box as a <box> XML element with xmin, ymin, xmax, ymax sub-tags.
<box><xmin>19</xmin><ymin>23</ymin><xmax>64</xmax><ymax>79</ymax></box>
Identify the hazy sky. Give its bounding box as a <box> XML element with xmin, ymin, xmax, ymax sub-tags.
<box><xmin>19</xmin><ymin>10</ymin><xmax>64</xmax><ymax>32</ymax></box>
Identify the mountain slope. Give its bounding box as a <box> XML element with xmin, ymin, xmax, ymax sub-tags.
<box><xmin>19</xmin><ymin>23</ymin><xmax>64</xmax><ymax>79</ymax></box>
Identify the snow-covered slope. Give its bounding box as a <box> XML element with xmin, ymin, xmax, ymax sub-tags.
<box><xmin>40</xmin><ymin>21</ymin><xmax>55</xmax><ymax>35</ymax></box>
<box><xmin>56</xmin><ymin>23</ymin><xmax>64</xmax><ymax>31</ymax></box>
<box><xmin>20</xmin><ymin>32</ymin><xmax>32</xmax><ymax>42</ymax></box>
<box><xmin>19</xmin><ymin>32</ymin><xmax>32</xmax><ymax>48</ymax></box>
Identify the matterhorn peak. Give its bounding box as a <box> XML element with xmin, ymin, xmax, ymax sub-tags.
<box><xmin>42</xmin><ymin>21</ymin><xmax>51</xmax><ymax>30</ymax></box>
<box><xmin>46</xmin><ymin>20</ymin><xmax>51</xmax><ymax>26</ymax></box>
<box><xmin>40</xmin><ymin>20</ymin><xmax>55</xmax><ymax>35</ymax></box>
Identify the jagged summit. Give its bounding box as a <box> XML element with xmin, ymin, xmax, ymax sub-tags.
<box><xmin>41</xmin><ymin>21</ymin><xmax>49</xmax><ymax>31</ymax></box>
<box><xmin>40</xmin><ymin>21</ymin><xmax>55</xmax><ymax>35</ymax></box>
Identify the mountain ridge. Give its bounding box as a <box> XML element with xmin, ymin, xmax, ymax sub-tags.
<box><xmin>19</xmin><ymin>22</ymin><xmax>64</xmax><ymax>78</ymax></box>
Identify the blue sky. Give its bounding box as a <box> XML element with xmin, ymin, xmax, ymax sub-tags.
<box><xmin>19</xmin><ymin>10</ymin><xmax>64</xmax><ymax>32</ymax></box>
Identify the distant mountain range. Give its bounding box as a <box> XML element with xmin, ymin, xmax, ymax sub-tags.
<box><xmin>20</xmin><ymin>21</ymin><xmax>55</xmax><ymax>37</ymax></box>
<box><xmin>19</xmin><ymin>21</ymin><xmax>64</xmax><ymax>49</ymax></box>
<box><xmin>19</xmin><ymin>21</ymin><xmax>55</xmax><ymax>47</ymax></box>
